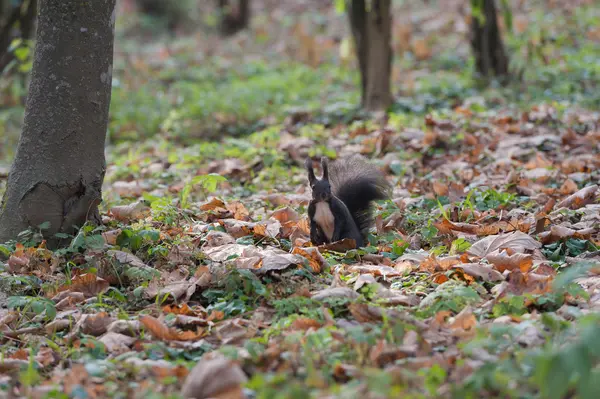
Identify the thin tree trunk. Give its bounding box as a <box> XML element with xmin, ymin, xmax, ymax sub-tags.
<box><xmin>347</xmin><ymin>0</ymin><xmax>367</xmax><ymax>107</ymax></box>
<box><xmin>347</xmin><ymin>0</ymin><xmax>393</xmax><ymax>112</ymax></box>
<box><xmin>470</xmin><ymin>0</ymin><xmax>509</xmax><ymax>78</ymax></box>
<box><xmin>218</xmin><ymin>0</ymin><xmax>250</xmax><ymax>36</ymax></box>
<box><xmin>364</xmin><ymin>0</ymin><xmax>392</xmax><ymax>111</ymax></box>
<box><xmin>0</xmin><ymin>0</ymin><xmax>116</xmax><ymax>246</ymax></box>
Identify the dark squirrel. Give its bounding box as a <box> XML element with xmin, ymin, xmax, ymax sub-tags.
<box><xmin>305</xmin><ymin>155</ymin><xmax>391</xmax><ymax>247</ymax></box>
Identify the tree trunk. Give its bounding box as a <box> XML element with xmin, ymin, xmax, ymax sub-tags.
<box><xmin>347</xmin><ymin>0</ymin><xmax>393</xmax><ymax>112</ymax></box>
<box><xmin>0</xmin><ymin>0</ymin><xmax>116</xmax><ymax>246</ymax></box>
<box><xmin>218</xmin><ymin>0</ymin><xmax>250</xmax><ymax>36</ymax></box>
<box><xmin>470</xmin><ymin>0</ymin><xmax>509</xmax><ymax>78</ymax></box>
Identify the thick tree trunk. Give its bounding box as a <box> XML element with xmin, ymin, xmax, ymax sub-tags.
<box><xmin>348</xmin><ymin>0</ymin><xmax>393</xmax><ymax>112</ymax></box>
<box><xmin>470</xmin><ymin>0</ymin><xmax>509</xmax><ymax>78</ymax></box>
<box><xmin>218</xmin><ymin>0</ymin><xmax>250</xmax><ymax>36</ymax></box>
<box><xmin>0</xmin><ymin>0</ymin><xmax>116</xmax><ymax>245</ymax></box>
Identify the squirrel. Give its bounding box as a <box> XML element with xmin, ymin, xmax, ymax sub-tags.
<box><xmin>305</xmin><ymin>155</ymin><xmax>391</xmax><ymax>248</ymax></box>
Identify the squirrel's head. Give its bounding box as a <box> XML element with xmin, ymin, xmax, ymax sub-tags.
<box><xmin>305</xmin><ymin>157</ymin><xmax>331</xmax><ymax>202</ymax></box>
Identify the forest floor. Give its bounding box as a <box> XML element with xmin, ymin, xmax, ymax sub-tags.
<box><xmin>1</xmin><ymin>0</ymin><xmax>600</xmax><ymax>398</ymax></box>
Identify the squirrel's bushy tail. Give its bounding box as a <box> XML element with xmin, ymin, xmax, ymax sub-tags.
<box><xmin>329</xmin><ymin>155</ymin><xmax>391</xmax><ymax>239</ymax></box>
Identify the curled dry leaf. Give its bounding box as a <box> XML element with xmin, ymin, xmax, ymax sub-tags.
<box><xmin>68</xmin><ymin>274</ymin><xmax>110</xmax><ymax>298</ymax></box>
<box><xmin>107</xmin><ymin>320</ymin><xmax>141</xmax><ymax>336</ymax></box>
<box><xmin>45</xmin><ymin>319</ymin><xmax>72</xmax><ymax>335</ymax></box>
<box><xmin>203</xmin><ymin>230</ymin><xmax>236</xmax><ymax>247</ymax></box>
<box><xmin>291</xmin><ymin>246</ymin><xmax>326</xmax><ymax>273</ymax></box>
<box><xmin>317</xmin><ymin>238</ymin><xmax>357</xmax><ymax>253</ymax></box>
<box><xmin>200</xmin><ymin>197</ymin><xmax>228</xmax><ymax>212</ymax></box>
<box><xmin>99</xmin><ymin>332</ymin><xmax>136</xmax><ymax>353</ymax></box>
<box><xmin>112</xmin><ymin>180</ymin><xmax>145</xmax><ymax>197</ymax></box>
<box><xmin>556</xmin><ymin>184</ymin><xmax>598</xmax><ymax>210</ymax></box>
<box><xmin>311</xmin><ymin>287</ymin><xmax>359</xmax><ymax>301</ymax></box>
<box><xmin>110</xmin><ymin>200</ymin><xmax>149</xmax><ymax>221</ymax></box>
<box><xmin>80</xmin><ymin>312</ymin><xmax>114</xmax><ymax>336</ymax></box>
<box><xmin>486</xmin><ymin>249</ymin><xmax>533</xmax><ymax>273</ymax></box>
<box><xmin>226</xmin><ymin>201</ymin><xmax>250</xmax><ymax>221</ymax></box>
<box><xmin>452</xmin><ymin>263</ymin><xmax>504</xmax><ymax>282</ymax></box>
<box><xmin>270</xmin><ymin>207</ymin><xmax>300</xmax><ymax>223</ymax></box>
<box><xmin>107</xmin><ymin>250</ymin><xmax>150</xmax><ymax>268</ymax></box>
<box><xmin>468</xmin><ymin>231</ymin><xmax>541</xmax><ymax>258</ymax></box>
<box><xmin>101</xmin><ymin>228</ymin><xmax>122</xmax><ymax>245</ymax></box>
<box><xmin>539</xmin><ymin>225</ymin><xmax>596</xmax><ymax>245</ymax></box>
<box><xmin>181</xmin><ymin>353</ymin><xmax>247</xmax><ymax>399</ymax></box>
<box><xmin>347</xmin><ymin>264</ymin><xmax>405</xmax><ymax>278</ymax></box>
<box><xmin>140</xmin><ymin>315</ymin><xmax>203</xmax><ymax>342</ymax></box>
<box><xmin>55</xmin><ymin>292</ymin><xmax>86</xmax><ymax>310</ymax></box>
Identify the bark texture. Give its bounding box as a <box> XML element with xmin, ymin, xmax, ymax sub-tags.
<box><xmin>218</xmin><ymin>0</ymin><xmax>250</xmax><ymax>36</ymax></box>
<box><xmin>470</xmin><ymin>0</ymin><xmax>509</xmax><ymax>78</ymax></box>
<box><xmin>0</xmin><ymin>0</ymin><xmax>116</xmax><ymax>245</ymax></box>
<box><xmin>348</xmin><ymin>0</ymin><xmax>393</xmax><ymax>112</ymax></box>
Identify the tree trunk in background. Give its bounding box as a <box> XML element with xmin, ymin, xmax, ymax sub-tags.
<box><xmin>218</xmin><ymin>0</ymin><xmax>250</xmax><ymax>36</ymax></box>
<box><xmin>348</xmin><ymin>0</ymin><xmax>393</xmax><ymax>112</ymax></box>
<box><xmin>0</xmin><ymin>0</ymin><xmax>38</xmax><ymax>72</ymax></box>
<box><xmin>470</xmin><ymin>0</ymin><xmax>509</xmax><ymax>78</ymax></box>
<box><xmin>0</xmin><ymin>0</ymin><xmax>116</xmax><ymax>245</ymax></box>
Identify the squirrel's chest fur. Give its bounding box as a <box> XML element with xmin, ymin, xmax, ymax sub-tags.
<box><xmin>314</xmin><ymin>201</ymin><xmax>335</xmax><ymax>241</ymax></box>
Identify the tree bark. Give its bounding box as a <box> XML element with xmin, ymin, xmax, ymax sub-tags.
<box><xmin>218</xmin><ymin>0</ymin><xmax>250</xmax><ymax>36</ymax></box>
<box><xmin>470</xmin><ymin>0</ymin><xmax>509</xmax><ymax>78</ymax></box>
<box><xmin>347</xmin><ymin>0</ymin><xmax>393</xmax><ymax>112</ymax></box>
<box><xmin>0</xmin><ymin>0</ymin><xmax>116</xmax><ymax>245</ymax></box>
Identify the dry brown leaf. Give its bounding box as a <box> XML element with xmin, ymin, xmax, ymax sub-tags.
<box><xmin>80</xmin><ymin>312</ymin><xmax>114</xmax><ymax>336</ymax></box>
<box><xmin>181</xmin><ymin>353</ymin><xmax>247</xmax><ymax>399</ymax></box>
<box><xmin>452</xmin><ymin>263</ymin><xmax>504</xmax><ymax>282</ymax></box>
<box><xmin>99</xmin><ymin>332</ymin><xmax>136</xmax><ymax>353</ymax></box>
<box><xmin>468</xmin><ymin>232</ymin><xmax>541</xmax><ymax>258</ymax></box>
<box><xmin>200</xmin><ymin>197</ymin><xmax>228</xmax><ymax>212</ymax></box>
<box><xmin>110</xmin><ymin>200</ymin><xmax>149</xmax><ymax>221</ymax></box>
<box><xmin>312</xmin><ymin>287</ymin><xmax>359</xmax><ymax>301</ymax></box>
<box><xmin>291</xmin><ymin>246</ymin><xmax>326</xmax><ymax>273</ymax></box>
<box><xmin>163</xmin><ymin>303</ymin><xmax>197</xmax><ymax>316</ymax></box>
<box><xmin>419</xmin><ymin>254</ymin><xmax>461</xmax><ymax>273</ymax></box>
<box><xmin>112</xmin><ymin>180</ymin><xmax>145</xmax><ymax>197</ymax></box>
<box><xmin>270</xmin><ymin>207</ymin><xmax>300</xmax><ymax>223</ymax></box>
<box><xmin>346</xmin><ymin>264</ymin><xmax>404</xmax><ymax>278</ymax></box>
<box><xmin>226</xmin><ymin>201</ymin><xmax>250</xmax><ymax>221</ymax></box>
<box><xmin>559</xmin><ymin>179</ymin><xmax>578</xmax><ymax>195</ymax></box>
<box><xmin>67</xmin><ymin>274</ymin><xmax>110</xmax><ymax>298</ymax></box>
<box><xmin>539</xmin><ymin>225</ymin><xmax>595</xmax><ymax>245</ymax></box>
<box><xmin>101</xmin><ymin>229</ymin><xmax>122</xmax><ymax>245</ymax></box>
<box><xmin>556</xmin><ymin>184</ymin><xmax>598</xmax><ymax>210</ymax></box>
<box><xmin>291</xmin><ymin>317</ymin><xmax>322</xmax><ymax>331</ymax></box>
<box><xmin>55</xmin><ymin>292</ymin><xmax>86</xmax><ymax>310</ymax></box>
<box><xmin>317</xmin><ymin>238</ymin><xmax>357</xmax><ymax>252</ymax></box>
<box><xmin>140</xmin><ymin>315</ymin><xmax>203</xmax><ymax>342</ymax></box>
<box><xmin>486</xmin><ymin>250</ymin><xmax>533</xmax><ymax>273</ymax></box>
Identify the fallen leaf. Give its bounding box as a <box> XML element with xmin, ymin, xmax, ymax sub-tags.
<box><xmin>181</xmin><ymin>353</ymin><xmax>248</xmax><ymax>399</ymax></box>
<box><xmin>110</xmin><ymin>200</ymin><xmax>149</xmax><ymax>221</ymax></box>
<box><xmin>292</xmin><ymin>246</ymin><xmax>326</xmax><ymax>273</ymax></box>
<box><xmin>226</xmin><ymin>201</ymin><xmax>250</xmax><ymax>221</ymax></box>
<box><xmin>140</xmin><ymin>315</ymin><xmax>203</xmax><ymax>342</ymax></box>
<box><xmin>556</xmin><ymin>184</ymin><xmax>598</xmax><ymax>210</ymax></box>
<box><xmin>468</xmin><ymin>232</ymin><xmax>541</xmax><ymax>258</ymax></box>
<box><xmin>486</xmin><ymin>250</ymin><xmax>534</xmax><ymax>273</ymax></box>
<box><xmin>452</xmin><ymin>263</ymin><xmax>504</xmax><ymax>282</ymax></box>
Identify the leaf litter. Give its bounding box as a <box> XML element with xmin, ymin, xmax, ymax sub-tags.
<box><xmin>0</xmin><ymin>0</ymin><xmax>599</xmax><ymax>398</ymax></box>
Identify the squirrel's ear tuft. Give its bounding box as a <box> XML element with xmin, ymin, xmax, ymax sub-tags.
<box><xmin>305</xmin><ymin>158</ymin><xmax>316</xmax><ymax>185</ymax></box>
<box><xmin>320</xmin><ymin>157</ymin><xmax>329</xmax><ymax>181</ymax></box>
